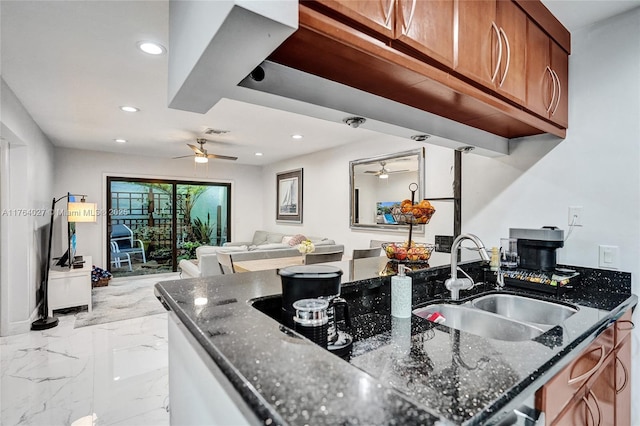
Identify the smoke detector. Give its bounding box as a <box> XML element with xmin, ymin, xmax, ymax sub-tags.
<box><xmin>343</xmin><ymin>117</ymin><xmax>366</xmax><ymax>128</ymax></box>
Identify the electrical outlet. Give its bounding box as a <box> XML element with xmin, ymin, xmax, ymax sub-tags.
<box><xmin>568</xmin><ymin>206</ymin><xmax>583</xmax><ymax>226</ymax></box>
<box><xmin>599</xmin><ymin>245</ymin><xmax>620</xmax><ymax>269</ymax></box>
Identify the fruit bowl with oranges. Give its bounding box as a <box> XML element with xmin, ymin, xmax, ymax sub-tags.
<box><xmin>398</xmin><ymin>199</ymin><xmax>436</xmax><ymax>224</ymax></box>
<box><xmin>382</xmin><ymin>241</ymin><xmax>435</xmax><ymax>262</ymax></box>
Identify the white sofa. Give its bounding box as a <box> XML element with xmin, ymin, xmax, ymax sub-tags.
<box><xmin>178</xmin><ymin>230</ymin><xmax>344</xmax><ymax>278</ymax></box>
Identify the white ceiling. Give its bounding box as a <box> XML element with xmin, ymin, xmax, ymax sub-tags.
<box><xmin>2</xmin><ymin>1</ymin><xmax>638</xmax><ymax>166</ymax></box>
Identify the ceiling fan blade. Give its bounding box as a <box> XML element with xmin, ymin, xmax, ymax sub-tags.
<box><xmin>172</xmin><ymin>155</ymin><xmax>195</xmax><ymax>159</ymax></box>
<box><xmin>364</xmin><ymin>171</ymin><xmax>379</xmax><ymax>174</ymax></box>
<box><xmin>187</xmin><ymin>143</ymin><xmax>204</xmax><ymax>155</ymax></box>
<box><xmin>388</xmin><ymin>169</ymin><xmax>410</xmax><ymax>174</ymax></box>
<box><xmin>206</xmin><ymin>153</ymin><xmax>238</xmax><ymax>161</ymax></box>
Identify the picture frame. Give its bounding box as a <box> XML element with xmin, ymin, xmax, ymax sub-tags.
<box><xmin>276</xmin><ymin>168</ymin><xmax>303</xmax><ymax>223</ymax></box>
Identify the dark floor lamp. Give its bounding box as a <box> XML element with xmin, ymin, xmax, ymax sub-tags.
<box><xmin>31</xmin><ymin>193</ymin><xmax>96</xmax><ymax>331</ymax></box>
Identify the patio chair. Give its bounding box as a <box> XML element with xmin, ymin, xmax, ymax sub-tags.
<box><xmin>110</xmin><ymin>241</ymin><xmax>132</xmax><ymax>271</ymax></box>
<box><xmin>110</xmin><ymin>224</ymin><xmax>146</xmax><ymax>263</ymax></box>
<box><xmin>304</xmin><ymin>250</ymin><xmax>344</xmax><ymax>265</ymax></box>
<box><xmin>352</xmin><ymin>247</ymin><xmax>382</xmax><ymax>259</ymax></box>
<box><xmin>217</xmin><ymin>252</ymin><xmax>236</xmax><ymax>274</ymax></box>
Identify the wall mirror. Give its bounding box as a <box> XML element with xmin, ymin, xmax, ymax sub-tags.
<box><xmin>350</xmin><ymin>148</ymin><xmax>425</xmax><ymax>231</ymax></box>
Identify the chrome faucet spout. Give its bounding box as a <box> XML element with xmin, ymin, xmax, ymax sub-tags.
<box><xmin>445</xmin><ymin>233</ymin><xmax>490</xmax><ymax>300</ymax></box>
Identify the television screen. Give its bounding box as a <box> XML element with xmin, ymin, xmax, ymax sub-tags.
<box><xmin>55</xmin><ymin>197</ymin><xmax>78</xmax><ymax>268</ymax></box>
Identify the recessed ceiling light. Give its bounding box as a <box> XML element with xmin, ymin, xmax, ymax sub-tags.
<box><xmin>255</xmin><ymin>152</ymin><xmax>263</xmax><ymax>156</ymax></box>
<box><xmin>120</xmin><ymin>106</ymin><xmax>139</xmax><ymax>113</ymax></box>
<box><xmin>114</xmin><ymin>139</ymin><xmax>127</xmax><ymax>143</ymax></box>
<box><xmin>137</xmin><ymin>41</ymin><xmax>166</xmax><ymax>55</ymax></box>
<box><xmin>291</xmin><ymin>134</ymin><xmax>303</xmax><ymax>140</ymax></box>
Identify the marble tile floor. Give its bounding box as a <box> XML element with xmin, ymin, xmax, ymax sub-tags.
<box><xmin>0</xmin><ymin>275</ymin><xmax>177</xmax><ymax>426</ymax></box>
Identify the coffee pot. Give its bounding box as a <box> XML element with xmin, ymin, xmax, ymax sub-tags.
<box><xmin>279</xmin><ymin>265</ymin><xmax>353</xmax><ymax>358</ymax></box>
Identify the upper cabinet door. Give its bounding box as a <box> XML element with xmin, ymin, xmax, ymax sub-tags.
<box><xmin>312</xmin><ymin>0</ymin><xmax>396</xmax><ymax>38</ymax></box>
<box><xmin>526</xmin><ymin>19</ymin><xmax>569</xmax><ymax>127</ymax></box>
<box><xmin>550</xmin><ymin>40</ymin><xmax>568</xmax><ymax>128</ymax></box>
<box><xmin>393</xmin><ymin>0</ymin><xmax>454</xmax><ymax>68</ymax></box>
<box><xmin>454</xmin><ymin>0</ymin><xmax>498</xmax><ymax>88</ymax></box>
<box><xmin>525</xmin><ymin>19</ymin><xmax>553</xmax><ymax>118</ymax></box>
<box><xmin>455</xmin><ymin>0</ymin><xmax>526</xmax><ymax>102</ymax></box>
<box><xmin>494</xmin><ymin>0</ymin><xmax>526</xmax><ymax>103</ymax></box>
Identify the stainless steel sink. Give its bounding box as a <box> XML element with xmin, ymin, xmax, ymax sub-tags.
<box><xmin>471</xmin><ymin>294</ymin><xmax>578</xmax><ymax>326</ymax></box>
<box><xmin>413</xmin><ymin>304</ymin><xmax>545</xmax><ymax>342</ymax></box>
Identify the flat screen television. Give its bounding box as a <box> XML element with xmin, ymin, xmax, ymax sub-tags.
<box><xmin>55</xmin><ymin>197</ymin><xmax>78</xmax><ymax>268</ymax></box>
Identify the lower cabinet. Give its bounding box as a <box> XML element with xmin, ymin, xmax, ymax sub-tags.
<box><xmin>615</xmin><ymin>335</ymin><xmax>631</xmax><ymax>425</ymax></box>
<box><xmin>536</xmin><ymin>311</ymin><xmax>633</xmax><ymax>426</ymax></box>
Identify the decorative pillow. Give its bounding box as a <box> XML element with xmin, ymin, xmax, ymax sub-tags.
<box><xmin>289</xmin><ymin>234</ymin><xmax>307</xmax><ymax>246</ymax></box>
<box><xmin>282</xmin><ymin>236</ymin><xmax>294</xmax><ymax>245</ymax></box>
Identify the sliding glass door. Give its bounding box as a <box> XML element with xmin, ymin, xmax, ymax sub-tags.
<box><xmin>107</xmin><ymin>178</ymin><xmax>231</xmax><ymax>278</ymax></box>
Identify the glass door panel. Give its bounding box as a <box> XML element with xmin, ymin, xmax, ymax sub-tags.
<box><xmin>107</xmin><ymin>178</ymin><xmax>230</xmax><ymax>278</ymax></box>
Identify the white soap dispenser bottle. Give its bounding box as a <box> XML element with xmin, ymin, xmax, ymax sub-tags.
<box><xmin>391</xmin><ymin>264</ymin><xmax>412</xmax><ymax>318</ymax></box>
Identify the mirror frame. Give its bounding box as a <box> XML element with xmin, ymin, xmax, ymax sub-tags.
<box><xmin>349</xmin><ymin>148</ymin><xmax>425</xmax><ymax>231</ymax></box>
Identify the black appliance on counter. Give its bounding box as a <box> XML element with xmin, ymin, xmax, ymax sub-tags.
<box><xmin>504</xmin><ymin>227</ymin><xmax>579</xmax><ymax>295</ymax></box>
<box><xmin>510</xmin><ymin>227</ymin><xmax>564</xmax><ymax>271</ymax></box>
<box><xmin>278</xmin><ymin>265</ymin><xmax>353</xmax><ymax>359</ymax></box>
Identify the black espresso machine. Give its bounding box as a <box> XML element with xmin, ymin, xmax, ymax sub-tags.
<box><xmin>502</xmin><ymin>227</ymin><xmax>579</xmax><ymax>295</ymax></box>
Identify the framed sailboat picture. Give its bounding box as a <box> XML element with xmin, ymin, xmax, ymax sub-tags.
<box><xmin>276</xmin><ymin>168</ymin><xmax>303</xmax><ymax>223</ymax></box>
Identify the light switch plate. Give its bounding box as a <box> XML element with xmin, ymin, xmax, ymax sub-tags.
<box><xmin>598</xmin><ymin>245</ymin><xmax>619</xmax><ymax>269</ymax></box>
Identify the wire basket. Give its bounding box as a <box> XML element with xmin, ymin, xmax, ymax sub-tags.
<box><xmin>382</xmin><ymin>242</ymin><xmax>435</xmax><ymax>262</ymax></box>
<box><xmin>395</xmin><ymin>199</ymin><xmax>436</xmax><ymax>224</ymax></box>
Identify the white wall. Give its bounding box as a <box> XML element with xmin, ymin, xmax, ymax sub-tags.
<box><xmin>462</xmin><ymin>10</ymin><xmax>640</xmax><ymax>424</ymax></box>
<box><xmin>259</xmin><ymin>133</ymin><xmax>455</xmax><ymax>254</ymax></box>
<box><xmin>53</xmin><ymin>148</ymin><xmax>264</xmax><ymax>269</ymax></box>
<box><xmin>0</xmin><ymin>78</ymin><xmax>56</xmax><ymax>336</ymax></box>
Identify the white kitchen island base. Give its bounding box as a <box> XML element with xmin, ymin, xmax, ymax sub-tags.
<box><xmin>168</xmin><ymin>312</ymin><xmax>259</xmax><ymax>425</ymax></box>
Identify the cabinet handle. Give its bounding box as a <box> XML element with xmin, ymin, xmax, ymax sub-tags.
<box><xmin>617</xmin><ymin>320</ymin><xmax>635</xmax><ymax>331</ymax></box>
<box><xmin>568</xmin><ymin>345</ymin><xmax>606</xmax><ymax>385</ymax></box>
<box><xmin>616</xmin><ymin>356</ymin><xmax>629</xmax><ymax>394</ymax></box>
<box><xmin>582</xmin><ymin>390</ymin><xmax>602</xmax><ymax>426</ymax></box>
<box><xmin>402</xmin><ymin>0</ymin><xmax>417</xmax><ymax>34</ymax></box>
<box><xmin>498</xmin><ymin>28</ymin><xmax>510</xmax><ymax>87</ymax></box>
<box><xmin>490</xmin><ymin>22</ymin><xmax>502</xmax><ymax>83</ymax></box>
<box><xmin>383</xmin><ymin>0</ymin><xmax>395</xmax><ymax>28</ymax></box>
<box><xmin>550</xmin><ymin>69</ymin><xmax>561</xmax><ymax>116</ymax></box>
<box><xmin>545</xmin><ymin>66</ymin><xmax>556</xmax><ymax>113</ymax></box>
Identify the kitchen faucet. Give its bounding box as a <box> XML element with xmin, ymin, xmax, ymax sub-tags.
<box><xmin>445</xmin><ymin>233</ymin><xmax>491</xmax><ymax>300</ymax></box>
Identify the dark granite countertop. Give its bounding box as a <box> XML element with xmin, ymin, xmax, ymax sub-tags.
<box><xmin>155</xmin><ymin>256</ymin><xmax>636</xmax><ymax>425</ymax></box>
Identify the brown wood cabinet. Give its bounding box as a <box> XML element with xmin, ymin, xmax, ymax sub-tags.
<box><xmin>615</xmin><ymin>335</ymin><xmax>631</xmax><ymax>425</ymax></box>
<box><xmin>393</xmin><ymin>0</ymin><xmax>454</xmax><ymax>68</ymax></box>
<box><xmin>526</xmin><ymin>19</ymin><xmax>568</xmax><ymax>128</ymax></box>
<box><xmin>454</xmin><ymin>0</ymin><xmax>526</xmax><ymax>104</ymax></box>
<box><xmin>536</xmin><ymin>310</ymin><xmax>633</xmax><ymax>425</ymax></box>
<box><xmin>272</xmin><ymin>1</ymin><xmax>570</xmax><ymax>139</ymax></box>
<box><xmin>554</xmin><ymin>353</ymin><xmax>616</xmax><ymax>426</ymax></box>
<box><xmin>311</xmin><ymin>0</ymin><xmax>396</xmax><ymax>37</ymax></box>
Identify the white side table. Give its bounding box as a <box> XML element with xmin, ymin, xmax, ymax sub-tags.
<box><xmin>48</xmin><ymin>256</ymin><xmax>92</xmax><ymax>316</ymax></box>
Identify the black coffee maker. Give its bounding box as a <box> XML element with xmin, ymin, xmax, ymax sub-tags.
<box><xmin>510</xmin><ymin>227</ymin><xmax>564</xmax><ymax>271</ymax></box>
<box><xmin>278</xmin><ymin>265</ymin><xmax>353</xmax><ymax>358</ymax></box>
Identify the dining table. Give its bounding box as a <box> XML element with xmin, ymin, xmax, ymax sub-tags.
<box><xmin>233</xmin><ymin>255</ymin><xmax>305</xmax><ymax>273</ymax></box>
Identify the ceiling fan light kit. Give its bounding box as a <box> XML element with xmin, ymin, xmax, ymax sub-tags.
<box><xmin>173</xmin><ymin>138</ymin><xmax>238</xmax><ymax>162</ymax></box>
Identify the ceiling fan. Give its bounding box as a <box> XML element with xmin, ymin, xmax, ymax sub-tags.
<box><xmin>173</xmin><ymin>138</ymin><xmax>238</xmax><ymax>163</ymax></box>
<box><xmin>364</xmin><ymin>161</ymin><xmax>408</xmax><ymax>179</ymax></box>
